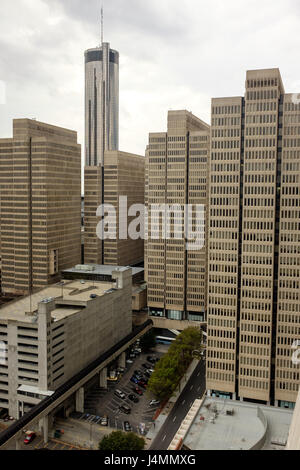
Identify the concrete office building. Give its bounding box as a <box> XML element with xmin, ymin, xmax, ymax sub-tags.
<box><xmin>62</xmin><ymin>264</ymin><xmax>147</xmax><ymax>312</ymax></box>
<box><xmin>146</xmin><ymin>110</ymin><xmax>210</xmax><ymax>323</ymax></box>
<box><xmin>286</xmin><ymin>388</ymin><xmax>300</xmax><ymax>450</ymax></box>
<box><xmin>84</xmin><ymin>150</ymin><xmax>145</xmax><ymax>266</ymax></box>
<box><xmin>206</xmin><ymin>68</ymin><xmax>300</xmax><ymax>407</ymax></box>
<box><xmin>0</xmin><ymin>267</ymin><xmax>132</xmax><ymax>419</ymax></box>
<box><xmin>85</xmin><ymin>43</ymin><xmax>119</xmax><ymax>166</ymax></box>
<box><xmin>0</xmin><ymin>119</ymin><xmax>81</xmax><ymax>296</ymax></box>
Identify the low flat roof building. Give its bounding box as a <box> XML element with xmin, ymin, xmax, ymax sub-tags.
<box><xmin>62</xmin><ymin>264</ymin><xmax>146</xmax><ymax>312</ymax></box>
<box><xmin>179</xmin><ymin>397</ymin><xmax>293</xmax><ymax>451</ymax></box>
<box><xmin>62</xmin><ymin>264</ymin><xmax>144</xmax><ymax>283</ymax></box>
<box><xmin>0</xmin><ymin>267</ymin><xmax>132</xmax><ymax>419</ymax></box>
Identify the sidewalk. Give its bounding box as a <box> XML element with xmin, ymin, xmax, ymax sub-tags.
<box><xmin>145</xmin><ymin>358</ymin><xmax>200</xmax><ymax>445</ymax></box>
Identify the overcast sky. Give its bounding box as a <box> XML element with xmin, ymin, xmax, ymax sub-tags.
<box><xmin>1</xmin><ymin>0</ymin><xmax>300</xmax><ymax>166</ymax></box>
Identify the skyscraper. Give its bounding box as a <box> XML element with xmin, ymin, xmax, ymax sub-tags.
<box><xmin>84</xmin><ymin>150</ymin><xmax>145</xmax><ymax>266</ymax></box>
<box><xmin>84</xmin><ymin>26</ymin><xmax>146</xmax><ymax>267</ymax></box>
<box><xmin>206</xmin><ymin>68</ymin><xmax>300</xmax><ymax>407</ymax></box>
<box><xmin>0</xmin><ymin>119</ymin><xmax>81</xmax><ymax>295</ymax></box>
<box><xmin>146</xmin><ymin>110</ymin><xmax>210</xmax><ymax>324</ymax></box>
<box><xmin>85</xmin><ymin>42</ymin><xmax>119</xmax><ymax>166</ymax></box>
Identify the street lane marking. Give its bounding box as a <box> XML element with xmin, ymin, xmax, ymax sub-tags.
<box><xmin>190</xmin><ymin>385</ymin><xmax>194</xmax><ymax>391</ymax></box>
<box><xmin>163</xmin><ymin>435</ymin><xmax>167</xmax><ymax>441</ymax></box>
<box><xmin>173</xmin><ymin>416</ymin><xmax>177</xmax><ymax>423</ymax></box>
<box><xmin>182</xmin><ymin>399</ymin><xmax>186</xmax><ymax>405</ymax></box>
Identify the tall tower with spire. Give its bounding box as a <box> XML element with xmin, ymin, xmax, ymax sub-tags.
<box><xmin>84</xmin><ymin>6</ymin><xmax>119</xmax><ymax>166</ymax></box>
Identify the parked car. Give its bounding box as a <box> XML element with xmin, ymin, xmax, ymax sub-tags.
<box><xmin>24</xmin><ymin>431</ymin><xmax>36</xmax><ymax>445</ymax></box>
<box><xmin>133</xmin><ymin>373</ymin><xmax>143</xmax><ymax>381</ymax></box>
<box><xmin>128</xmin><ymin>394</ymin><xmax>139</xmax><ymax>403</ymax></box>
<box><xmin>134</xmin><ymin>370</ymin><xmax>143</xmax><ymax>376</ymax></box>
<box><xmin>108</xmin><ymin>370</ymin><xmax>118</xmax><ymax>381</ymax></box>
<box><xmin>133</xmin><ymin>349</ymin><xmax>141</xmax><ymax>355</ymax></box>
<box><xmin>145</xmin><ymin>370</ymin><xmax>152</xmax><ymax>378</ymax></box>
<box><xmin>130</xmin><ymin>376</ymin><xmax>139</xmax><ymax>384</ymax></box>
<box><xmin>101</xmin><ymin>416</ymin><xmax>108</xmax><ymax>426</ymax></box>
<box><xmin>141</xmin><ymin>363</ymin><xmax>152</xmax><ymax>370</ymax></box>
<box><xmin>147</xmin><ymin>356</ymin><xmax>156</xmax><ymax>364</ymax></box>
<box><xmin>126</xmin><ymin>359</ymin><xmax>133</xmax><ymax>365</ymax></box>
<box><xmin>124</xmin><ymin>421</ymin><xmax>132</xmax><ymax>432</ymax></box>
<box><xmin>138</xmin><ymin>380</ymin><xmax>147</xmax><ymax>389</ymax></box>
<box><xmin>149</xmin><ymin>400</ymin><xmax>160</xmax><ymax>407</ymax></box>
<box><xmin>132</xmin><ymin>386</ymin><xmax>143</xmax><ymax>396</ymax></box>
<box><xmin>119</xmin><ymin>405</ymin><xmax>131</xmax><ymax>415</ymax></box>
<box><xmin>114</xmin><ymin>389</ymin><xmax>126</xmax><ymax>400</ymax></box>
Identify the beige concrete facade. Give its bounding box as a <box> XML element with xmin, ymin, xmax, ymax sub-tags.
<box><xmin>0</xmin><ymin>268</ymin><xmax>132</xmax><ymax>419</ymax></box>
<box><xmin>207</xmin><ymin>68</ymin><xmax>300</xmax><ymax>405</ymax></box>
<box><xmin>0</xmin><ymin>119</ymin><xmax>81</xmax><ymax>296</ymax></box>
<box><xmin>286</xmin><ymin>388</ymin><xmax>300</xmax><ymax>450</ymax></box>
<box><xmin>84</xmin><ymin>150</ymin><xmax>145</xmax><ymax>266</ymax></box>
<box><xmin>146</xmin><ymin>110</ymin><xmax>209</xmax><ymax>322</ymax></box>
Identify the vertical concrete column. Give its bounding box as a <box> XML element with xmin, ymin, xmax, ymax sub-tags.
<box><xmin>118</xmin><ymin>352</ymin><xmax>126</xmax><ymax>369</ymax></box>
<box><xmin>38</xmin><ymin>299</ymin><xmax>55</xmax><ymax>391</ymax></box>
<box><xmin>39</xmin><ymin>415</ymin><xmax>49</xmax><ymax>444</ymax></box>
<box><xmin>100</xmin><ymin>367</ymin><xmax>107</xmax><ymax>389</ymax></box>
<box><xmin>274</xmin><ymin>400</ymin><xmax>279</xmax><ymax>407</ymax></box>
<box><xmin>7</xmin><ymin>322</ymin><xmax>18</xmax><ymax>419</ymax></box>
<box><xmin>75</xmin><ymin>387</ymin><xmax>85</xmax><ymax>413</ymax></box>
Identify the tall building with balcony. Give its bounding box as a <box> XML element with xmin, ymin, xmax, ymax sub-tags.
<box><xmin>0</xmin><ymin>119</ymin><xmax>81</xmax><ymax>295</ymax></box>
<box><xmin>206</xmin><ymin>68</ymin><xmax>300</xmax><ymax>407</ymax></box>
<box><xmin>146</xmin><ymin>110</ymin><xmax>210</xmax><ymax>325</ymax></box>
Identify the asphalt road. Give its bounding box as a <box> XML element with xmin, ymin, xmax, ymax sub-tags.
<box><xmin>150</xmin><ymin>359</ymin><xmax>206</xmax><ymax>450</ymax></box>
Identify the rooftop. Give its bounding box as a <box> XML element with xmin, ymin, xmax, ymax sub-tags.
<box><xmin>63</xmin><ymin>264</ymin><xmax>143</xmax><ymax>277</ymax></box>
<box><xmin>183</xmin><ymin>397</ymin><xmax>293</xmax><ymax>451</ymax></box>
<box><xmin>0</xmin><ymin>279</ymin><xmax>117</xmax><ymax>323</ymax></box>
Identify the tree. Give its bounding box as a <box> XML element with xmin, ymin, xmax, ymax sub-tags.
<box><xmin>99</xmin><ymin>431</ymin><xmax>145</xmax><ymax>451</ymax></box>
<box><xmin>140</xmin><ymin>329</ymin><xmax>156</xmax><ymax>352</ymax></box>
<box><xmin>147</xmin><ymin>327</ymin><xmax>202</xmax><ymax>401</ymax></box>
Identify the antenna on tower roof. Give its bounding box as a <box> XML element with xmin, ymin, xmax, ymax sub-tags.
<box><xmin>101</xmin><ymin>4</ymin><xmax>104</xmax><ymax>46</ymax></box>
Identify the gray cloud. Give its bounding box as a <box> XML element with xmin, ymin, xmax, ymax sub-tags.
<box><xmin>1</xmin><ymin>0</ymin><xmax>300</xmax><ymax>169</ymax></box>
